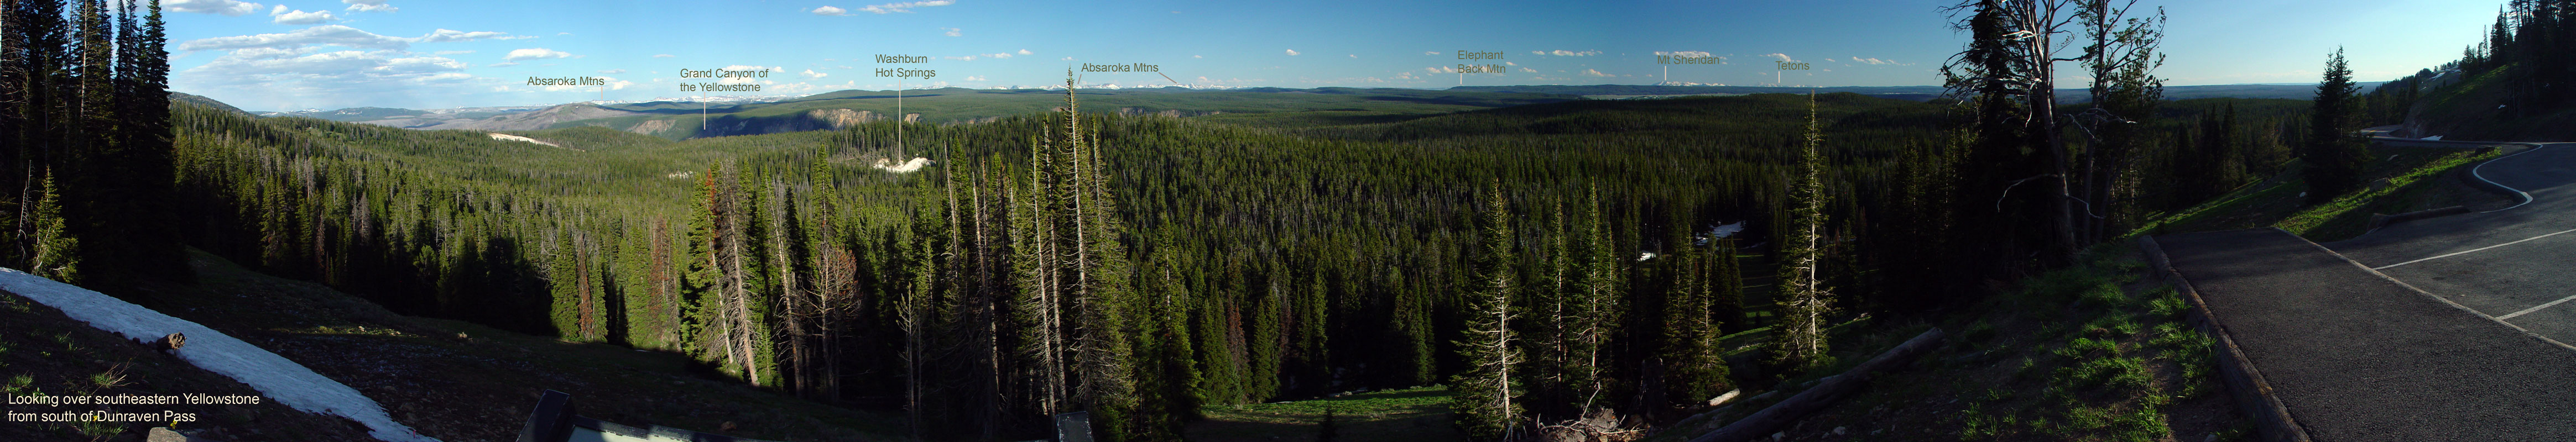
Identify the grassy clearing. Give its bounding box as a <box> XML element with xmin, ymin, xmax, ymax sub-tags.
<box><xmin>2135</xmin><ymin>145</ymin><xmax>2511</xmax><ymax>241</ymax></box>
<box><xmin>1186</xmin><ymin>386</ymin><xmax>1461</xmax><ymax>442</ymax></box>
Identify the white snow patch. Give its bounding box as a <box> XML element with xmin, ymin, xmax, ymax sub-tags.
<box><xmin>0</xmin><ymin>268</ymin><xmax>440</xmax><ymax>442</ymax></box>
<box><xmin>873</xmin><ymin>157</ymin><xmax>933</xmax><ymax>173</ymax></box>
<box><xmin>486</xmin><ymin>132</ymin><xmax>564</xmax><ymax>148</ymax></box>
<box><xmin>2423</xmin><ymin>135</ymin><xmax>2444</xmax><ymax>141</ymax></box>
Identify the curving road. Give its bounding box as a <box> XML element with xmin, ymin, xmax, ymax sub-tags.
<box><xmin>2326</xmin><ymin>136</ymin><xmax>2576</xmax><ymax>345</ymax></box>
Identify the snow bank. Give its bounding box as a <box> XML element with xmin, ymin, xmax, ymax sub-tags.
<box><xmin>873</xmin><ymin>157</ymin><xmax>932</xmax><ymax>173</ymax></box>
<box><xmin>486</xmin><ymin>132</ymin><xmax>563</xmax><ymax>148</ymax></box>
<box><xmin>0</xmin><ymin>268</ymin><xmax>439</xmax><ymax>442</ymax></box>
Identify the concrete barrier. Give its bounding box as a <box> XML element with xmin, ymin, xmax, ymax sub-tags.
<box><xmin>2137</xmin><ymin>235</ymin><xmax>2312</xmax><ymax>442</ymax></box>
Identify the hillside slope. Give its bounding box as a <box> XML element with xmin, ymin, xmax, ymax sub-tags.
<box><xmin>2405</xmin><ymin>65</ymin><xmax>2576</xmax><ymax>141</ymax></box>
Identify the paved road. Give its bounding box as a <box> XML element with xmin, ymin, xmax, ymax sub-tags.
<box><xmin>2158</xmin><ymin>228</ymin><xmax>2576</xmax><ymax>441</ymax></box>
<box><xmin>2326</xmin><ymin>140</ymin><xmax>2576</xmax><ymax>345</ymax></box>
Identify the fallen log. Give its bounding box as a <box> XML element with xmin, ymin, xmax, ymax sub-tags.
<box><xmin>1688</xmin><ymin>327</ymin><xmax>1946</xmax><ymax>442</ymax></box>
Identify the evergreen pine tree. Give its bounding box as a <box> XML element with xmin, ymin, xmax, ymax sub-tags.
<box><xmin>2304</xmin><ymin>48</ymin><xmax>2369</xmax><ymax>204</ymax></box>
<box><xmin>1769</xmin><ymin>92</ymin><xmax>1838</xmax><ymax>372</ymax></box>
<box><xmin>1452</xmin><ymin>178</ymin><xmax>1522</xmax><ymax>441</ymax></box>
<box><xmin>30</xmin><ymin>170</ymin><xmax>77</xmax><ymax>282</ymax></box>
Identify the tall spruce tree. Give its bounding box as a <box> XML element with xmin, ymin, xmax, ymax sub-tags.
<box><xmin>1453</xmin><ymin>178</ymin><xmax>1522</xmax><ymax>441</ymax></box>
<box><xmin>1769</xmin><ymin>93</ymin><xmax>1837</xmax><ymax>372</ymax></box>
<box><xmin>2304</xmin><ymin>48</ymin><xmax>2369</xmax><ymax>204</ymax></box>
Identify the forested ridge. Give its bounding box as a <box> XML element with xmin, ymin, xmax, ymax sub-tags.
<box><xmin>159</xmin><ymin>75</ymin><xmax>2327</xmax><ymax>441</ymax></box>
<box><xmin>3</xmin><ymin>1</ymin><xmax>2383</xmax><ymax>440</ymax></box>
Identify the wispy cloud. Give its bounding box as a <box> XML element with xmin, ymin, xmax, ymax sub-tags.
<box><xmin>178</xmin><ymin>25</ymin><xmax>412</xmax><ymax>51</ymax></box>
<box><xmin>1532</xmin><ymin>50</ymin><xmax>1602</xmax><ymax>56</ymax></box>
<box><xmin>811</xmin><ymin>6</ymin><xmax>847</xmax><ymax>15</ymax></box>
<box><xmin>856</xmin><ymin>0</ymin><xmax>954</xmax><ymax>14</ymax></box>
<box><xmin>1284</xmin><ymin>49</ymin><xmax>1300</xmax><ymax>56</ymax></box>
<box><xmin>1763</xmin><ymin>53</ymin><xmax>1795</xmax><ymax>62</ymax></box>
<box><xmin>503</xmin><ymin>48</ymin><xmax>576</xmax><ymax>61</ymax></box>
<box><xmin>270</xmin><ymin>7</ymin><xmax>338</xmax><ymax>25</ymax></box>
<box><xmin>1581</xmin><ymin>69</ymin><xmax>1612</xmax><ymax>77</ymax></box>
<box><xmin>342</xmin><ymin>0</ymin><xmax>395</xmax><ymax>13</ymax></box>
<box><xmin>942</xmin><ymin>27</ymin><xmax>962</xmax><ymax>36</ymax></box>
<box><xmin>168</xmin><ymin>0</ymin><xmax>262</xmax><ymax>16</ymax></box>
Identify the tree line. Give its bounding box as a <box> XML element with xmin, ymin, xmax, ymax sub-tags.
<box><xmin>1</xmin><ymin>0</ymin><xmax>185</xmax><ymax>286</ymax></box>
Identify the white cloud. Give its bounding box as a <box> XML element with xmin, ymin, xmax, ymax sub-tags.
<box><xmin>855</xmin><ymin>0</ymin><xmax>953</xmax><ymax>14</ymax></box>
<box><xmin>946</xmin><ymin>55</ymin><xmax>977</xmax><ymax>61</ymax></box>
<box><xmin>270</xmin><ymin>8</ymin><xmax>338</xmax><ymax>24</ymax></box>
<box><xmin>811</xmin><ymin>6</ymin><xmax>847</xmax><ymax>15</ymax></box>
<box><xmin>1425</xmin><ymin>51</ymin><xmax>1440</xmax><ymax>55</ymax></box>
<box><xmin>1580</xmin><ymin>69</ymin><xmax>1612</xmax><ymax>77</ymax></box>
<box><xmin>599</xmin><ymin>69</ymin><xmax>626</xmax><ymax>74</ymax></box>
<box><xmin>1192</xmin><ymin>55</ymin><xmax>1202</xmax><ymax>59</ymax></box>
<box><xmin>168</xmin><ymin>0</ymin><xmax>263</xmax><ymax>15</ymax></box>
<box><xmin>1519</xmin><ymin>67</ymin><xmax>1536</xmax><ymax>72</ymax></box>
<box><xmin>1655</xmin><ymin>50</ymin><xmax>1714</xmax><ymax>58</ymax></box>
<box><xmin>1018</xmin><ymin>49</ymin><xmax>1033</xmax><ymax>55</ymax></box>
<box><xmin>503</xmin><ymin>48</ymin><xmax>576</xmax><ymax>61</ymax></box>
<box><xmin>801</xmin><ymin>69</ymin><xmax>829</xmax><ymax>79</ymax></box>
<box><xmin>964</xmin><ymin>76</ymin><xmax>987</xmax><ymax>81</ymax></box>
<box><xmin>942</xmin><ymin>27</ymin><xmax>962</xmax><ymax>36</ymax></box>
<box><xmin>1062</xmin><ymin>56</ymin><xmax>1075</xmax><ymax>61</ymax></box>
<box><xmin>1533</xmin><ymin>50</ymin><xmax>1600</xmax><ymax>56</ymax></box>
<box><xmin>342</xmin><ymin>0</ymin><xmax>395</xmax><ymax>13</ymax></box>
<box><xmin>419</xmin><ymin>29</ymin><xmax>527</xmax><ymax>43</ymax></box>
<box><xmin>178</xmin><ymin>25</ymin><xmax>410</xmax><ymax>51</ymax></box>
<box><xmin>1764</xmin><ymin>53</ymin><xmax>1795</xmax><ymax>62</ymax></box>
<box><xmin>1348</xmin><ymin>54</ymin><xmax>1357</xmax><ymax>58</ymax></box>
<box><xmin>174</xmin><ymin>46</ymin><xmax>485</xmax><ymax>109</ymax></box>
<box><xmin>1284</xmin><ymin>49</ymin><xmax>1300</xmax><ymax>56</ymax></box>
<box><xmin>653</xmin><ymin>54</ymin><xmax>675</xmax><ymax>58</ymax></box>
<box><xmin>431</xmin><ymin>50</ymin><xmax>472</xmax><ymax>55</ymax></box>
<box><xmin>1849</xmin><ymin>56</ymin><xmax>1896</xmax><ymax>65</ymax></box>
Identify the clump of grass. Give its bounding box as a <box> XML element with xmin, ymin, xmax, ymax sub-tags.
<box><xmin>1963</xmin><ymin>320</ymin><xmax>1997</xmax><ymax>345</ymax></box>
<box><xmin>4</xmin><ymin>374</ymin><xmax>33</xmax><ymax>394</ymax></box>
<box><xmin>2146</xmin><ymin>287</ymin><xmax>2188</xmax><ymax>319</ymax></box>
<box><xmin>90</xmin><ymin>364</ymin><xmax>131</xmax><ymax>390</ymax></box>
<box><xmin>2080</xmin><ymin>282</ymin><xmax>2131</xmax><ymax>309</ymax></box>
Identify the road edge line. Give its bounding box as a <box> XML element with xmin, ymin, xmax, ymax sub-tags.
<box><xmin>2465</xmin><ymin>143</ymin><xmax>2542</xmax><ymax>212</ymax></box>
<box><xmin>2137</xmin><ymin>235</ymin><xmax>2312</xmax><ymax>442</ymax></box>
<box><xmin>2273</xmin><ymin>227</ymin><xmax>2576</xmax><ymax>352</ymax></box>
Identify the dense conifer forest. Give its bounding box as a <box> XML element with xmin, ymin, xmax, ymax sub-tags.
<box><xmin>1</xmin><ymin>1</ymin><xmax>2388</xmax><ymax>440</ymax></box>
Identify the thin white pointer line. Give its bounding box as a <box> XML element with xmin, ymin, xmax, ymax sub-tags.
<box><xmin>2372</xmin><ymin>226</ymin><xmax>2576</xmax><ymax>270</ymax></box>
<box><xmin>2501</xmin><ymin>293</ymin><xmax>2576</xmax><ymax>320</ymax></box>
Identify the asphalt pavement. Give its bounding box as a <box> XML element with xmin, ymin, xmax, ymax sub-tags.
<box><xmin>2327</xmin><ymin>142</ymin><xmax>2576</xmax><ymax>345</ymax></box>
<box><xmin>2158</xmin><ymin>228</ymin><xmax>2576</xmax><ymax>441</ymax></box>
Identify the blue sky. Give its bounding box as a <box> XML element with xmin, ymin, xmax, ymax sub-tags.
<box><xmin>160</xmin><ymin>0</ymin><xmax>2499</xmax><ymax>112</ymax></box>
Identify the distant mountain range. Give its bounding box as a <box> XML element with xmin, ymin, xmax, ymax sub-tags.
<box><xmin>178</xmin><ymin>82</ymin><xmax>2375</xmax><ymax>141</ymax></box>
<box><xmin>1458</xmin><ymin>82</ymin><xmax>2386</xmax><ymax>103</ymax></box>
